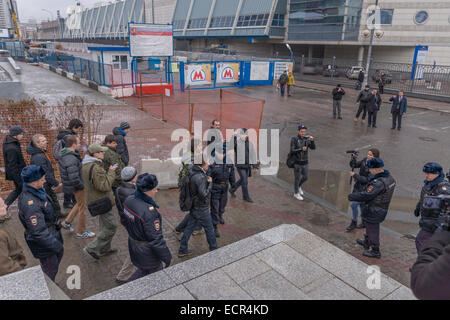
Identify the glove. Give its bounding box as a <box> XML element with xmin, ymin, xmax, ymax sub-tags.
<box><xmin>414</xmin><ymin>205</ymin><xmax>420</xmax><ymax>217</ymax></box>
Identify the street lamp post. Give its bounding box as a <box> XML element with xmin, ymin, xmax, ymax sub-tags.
<box><xmin>362</xmin><ymin>0</ymin><xmax>379</xmax><ymax>88</ymax></box>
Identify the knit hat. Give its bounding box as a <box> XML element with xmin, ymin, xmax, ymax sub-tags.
<box><xmin>9</xmin><ymin>126</ymin><xmax>24</xmax><ymax>137</ymax></box>
<box><xmin>423</xmin><ymin>162</ymin><xmax>443</xmax><ymax>174</ymax></box>
<box><xmin>367</xmin><ymin>158</ymin><xmax>384</xmax><ymax>169</ymax></box>
<box><xmin>136</xmin><ymin>173</ymin><xmax>158</xmax><ymax>192</ymax></box>
<box><xmin>298</xmin><ymin>125</ymin><xmax>307</xmax><ymax>131</ymax></box>
<box><xmin>21</xmin><ymin>165</ymin><xmax>45</xmax><ymax>183</ymax></box>
<box><xmin>121</xmin><ymin>167</ymin><xmax>137</xmax><ymax>182</ymax></box>
<box><xmin>120</xmin><ymin>122</ymin><xmax>131</xmax><ymax>130</ymax></box>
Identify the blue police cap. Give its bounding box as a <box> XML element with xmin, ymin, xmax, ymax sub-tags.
<box><xmin>367</xmin><ymin>158</ymin><xmax>384</xmax><ymax>169</ymax></box>
<box><xmin>136</xmin><ymin>173</ymin><xmax>158</xmax><ymax>192</ymax></box>
<box><xmin>298</xmin><ymin>125</ymin><xmax>307</xmax><ymax>131</ymax></box>
<box><xmin>21</xmin><ymin>165</ymin><xmax>46</xmax><ymax>183</ymax></box>
<box><xmin>423</xmin><ymin>162</ymin><xmax>443</xmax><ymax>174</ymax></box>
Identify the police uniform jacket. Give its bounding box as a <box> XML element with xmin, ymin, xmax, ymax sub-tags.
<box><xmin>415</xmin><ymin>174</ymin><xmax>450</xmax><ymax>233</ymax></box>
<box><xmin>18</xmin><ymin>185</ymin><xmax>63</xmax><ymax>259</ymax></box>
<box><xmin>208</xmin><ymin>159</ymin><xmax>236</xmax><ymax>187</ymax></box>
<box><xmin>350</xmin><ymin>157</ymin><xmax>370</xmax><ymax>193</ymax></box>
<box><xmin>348</xmin><ymin>170</ymin><xmax>396</xmax><ymax>224</ymax></box>
<box><xmin>122</xmin><ymin>191</ymin><xmax>172</xmax><ymax>270</ymax></box>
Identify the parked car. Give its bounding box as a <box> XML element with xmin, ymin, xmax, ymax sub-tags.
<box><xmin>372</xmin><ymin>70</ymin><xmax>392</xmax><ymax>84</ymax></box>
<box><xmin>322</xmin><ymin>65</ymin><xmax>341</xmax><ymax>77</ymax></box>
<box><xmin>302</xmin><ymin>64</ymin><xmax>321</xmax><ymax>75</ymax></box>
<box><xmin>346</xmin><ymin>66</ymin><xmax>365</xmax><ymax>79</ymax></box>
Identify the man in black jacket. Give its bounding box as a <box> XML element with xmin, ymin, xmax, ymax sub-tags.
<box><xmin>230</xmin><ymin>129</ymin><xmax>258</xmax><ymax>203</ymax></box>
<box><xmin>113</xmin><ymin>122</ymin><xmax>131</xmax><ymax>166</ymax></box>
<box><xmin>348</xmin><ymin>158</ymin><xmax>396</xmax><ymax>258</ymax></box>
<box><xmin>291</xmin><ymin>125</ymin><xmax>316</xmax><ymax>201</ymax></box>
<box><xmin>414</xmin><ymin>162</ymin><xmax>450</xmax><ymax>254</ymax></box>
<box><xmin>367</xmin><ymin>89</ymin><xmax>381</xmax><ymax>128</ymax></box>
<box><xmin>122</xmin><ymin>173</ymin><xmax>172</xmax><ymax>282</ymax></box>
<box><xmin>410</xmin><ymin>229</ymin><xmax>450</xmax><ymax>300</ymax></box>
<box><xmin>18</xmin><ymin>165</ymin><xmax>64</xmax><ymax>281</ymax></box>
<box><xmin>2</xmin><ymin>126</ymin><xmax>26</xmax><ymax>213</ymax></box>
<box><xmin>27</xmin><ymin>134</ymin><xmax>62</xmax><ymax>220</ymax></box>
<box><xmin>331</xmin><ymin>84</ymin><xmax>345</xmax><ymax>119</ymax></box>
<box><xmin>354</xmin><ymin>85</ymin><xmax>370</xmax><ymax>123</ymax></box>
<box><xmin>346</xmin><ymin>148</ymin><xmax>380</xmax><ymax>231</ymax></box>
<box><xmin>178</xmin><ymin>160</ymin><xmax>219</xmax><ymax>257</ymax></box>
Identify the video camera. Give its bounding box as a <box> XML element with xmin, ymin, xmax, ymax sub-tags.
<box><xmin>347</xmin><ymin>150</ymin><xmax>360</xmax><ymax>167</ymax></box>
<box><xmin>423</xmin><ymin>195</ymin><xmax>450</xmax><ymax>231</ymax></box>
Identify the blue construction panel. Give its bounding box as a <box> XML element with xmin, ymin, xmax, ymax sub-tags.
<box><xmin>242</xmin><ymin>61</ymin><xmax>274</xmax><ymax>86</ymax></box>
<box><xmin>212</xmin><ymin>0</ymin><xmax>240</xmax><ymax>17</ymax></box>
<box><xmin>190</xmin><ymin>0</ymin><xmax>213</xmax><ymax>19</ymax></box>
<box><xmin>240</xmin><ymin>0</ymin><xmax>274</xmax><ymax>15</ymax></box>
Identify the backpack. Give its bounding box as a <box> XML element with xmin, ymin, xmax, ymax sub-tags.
<box><xmin>178</xmin><ymin>162</ymin><xmax>191</xmax><ymax>189</ymax></box>
<box><xmin>179</xmin><ymin>170</ymin><xmax>198</xmax><ymax>212</ymax></box>
<box><xmin>53</xmin><ymin>139</ymin><xmax>65</xmax><ymax>161</ymax></box>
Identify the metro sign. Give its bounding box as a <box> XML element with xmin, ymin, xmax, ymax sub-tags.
<box><xmin>190</xmin><ymin>68</ymin><xmax>206</xmax><ymax>82</ymax></box>
<box><xmin>221</xmin><ymin>67</ymin><xmax>234</xmax><ymax>80</ymax></box>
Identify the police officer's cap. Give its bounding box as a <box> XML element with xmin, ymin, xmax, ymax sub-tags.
<box><xmin>298</xmin><ymin>125</ymin><xmax>307</xmax><ymax>131</ymax></box>
<box><xmin>367</xmin><ymin>158</ymin><xmax>384</xmax><ymax>169</ymax></box>
<box><xmin>423</xmin><ymin>162</ymin><xmax>443</xmax><ymax>174</ymax></box>
<box><xmin>136</xmin><ymin>173</ymin><xmax>158</xmax><ymax>192</ymax></box>
<box><xmin>21</xmin><ymin>165</ymin><xmax>46</xmax><ymax>183</ymax></box>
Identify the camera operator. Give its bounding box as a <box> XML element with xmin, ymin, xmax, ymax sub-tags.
<box><xmin>414</xmin><ymin>162</ymin><xmax>450</xmax><ymax>254</ymax></box>
<box><xmin>411</xmin><ymin>227</ymin><xmax>450</xmax><ymax>300</ymax></box>
<box><xmin>346</xmin><ymin>148</ymin><xmax>380</xmax><ymax>232</ymax></box>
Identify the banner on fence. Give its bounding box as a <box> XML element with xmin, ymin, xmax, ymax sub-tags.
<box><xmin>216</xmin><ymin>63</ymin><xmax>240</xmax><ymax>84</ymax></box>
<box><xmin>185</xmin><ymin>64</ymin><xmax>212</xmax><ymax>86</ymax></box>
<box><xmin>274</xmin><ymin>61</ymin><xmax>294</xmax><ymax>80</ymax></box>
<box><xmin>250</xmin><ymin>62</ymin><xmax>270</xmax><ymax>81</ymax></box>
<box><xmin>129</xmin><ymin>23</ymin><xmax>173</xmax><ymax>57</ymax></box>
<box><xmin>0</xmin><ymin>29</ymin><xmax>9</xmax><ymax>39</ymax></box>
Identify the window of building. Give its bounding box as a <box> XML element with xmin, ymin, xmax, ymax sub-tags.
<box><xmin>379</xmin><ymin>9</ymin><xmax>394</xmax><ymax>25</ymax></box>
<box><xmin>112</xmin><ymin>55</ymin><xmax>128</xmax><ymax>70</ymax></box>
<box><xmin>272</xmin><ymin>14</ymin><xmax>285</xmax><ymax>26</ymax></box>
<box><xmin>210</xmin><ymin>16</ymin><xmax>234</xmax><ymax>28</ymax></box>
<box><xmin>237</xmin><ymin>14</ymin><xmax>270</xmax><ymax>27</ymax></box>
<box><xmin>173</xmin><ymin>20</ymin><xmax>186</xmax><ymax>29</ymax></box>
<box><xmin>187</xmin><ymin>18</ymin><xmax>207</xmax><ymax>29</ymax></box>
<box><xmin>414</xmin><ymin>10</ymin><xmax>429</xmax><ymax>24</ymax></box>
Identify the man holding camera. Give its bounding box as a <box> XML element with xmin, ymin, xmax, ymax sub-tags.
<box><xmin>414</xmin><ymin>162</ymin><xmax>450</xmax><ymax>254</ymax></box>
<box><xmin>348</xmin><ymin>158</ymin><xmax>396</xmax><ymax>258</ymax></box>
<box><xmin>291</xmin><ymin>125</ymin><xmax>316</xmax><ymax>201</ymax></box>
<box><xmin>346</xmin><ymin>148</ymin><xmax>380</xmax><ymax>231</ymax></box>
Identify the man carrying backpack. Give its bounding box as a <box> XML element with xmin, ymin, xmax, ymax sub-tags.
<box><xmin>113</xmin><ymin>122</ymin><xmax>131</xmax><ymax>166</ymax></box>
<box><xmin>178</xmin><ymin>159</ymin><xmax>218</xmax><ymax>258</ymax></box>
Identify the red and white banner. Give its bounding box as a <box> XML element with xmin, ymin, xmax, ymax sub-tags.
<box><xmin>129</xmin><ymin>24</ymin><xmax>173</xmax><ymax>57</ymax></box>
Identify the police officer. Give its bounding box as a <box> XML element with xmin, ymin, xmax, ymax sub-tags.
<box><xmin>414</xmin><ymin>162</ymin><xmax>450</xmax><ymax>254</ymax></box>
<box><xmin>18</xmin><ymin>165</ymin><xmax>64</xmax><ymax>281</ymax></box>
<box><xmin>122</xmin><ymin>173</ymin><xmax>172</xmax><ymax>282</ymax></box>
<box><xmin>208</xmin><ymin>142</ymin><xmax>236</xmax><ymax>237</ymax></box>
<box><xmin>348</xmin><ymin>158</ymin><xmax>396</xmax><ymax>258</ymax></box>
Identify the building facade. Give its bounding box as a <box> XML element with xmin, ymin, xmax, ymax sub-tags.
<box><xmin>0</xmin><ymin>0</ymin><xmax>18</xmax><ymax>30</ymax></box>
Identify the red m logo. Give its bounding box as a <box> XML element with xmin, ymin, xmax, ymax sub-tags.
<box><xmin>192</xmin><ymin>70</ymin><xmax>204</xmax><ymax>81</ymax></box>
<box><xmin>223</xmin><ymin>69</ymin><xmax>233</xmax><ymax>79</ymax></box>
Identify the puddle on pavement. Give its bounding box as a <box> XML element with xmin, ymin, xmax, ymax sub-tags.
<box><xmin>276</xmin><ymin>164</ymin><xmax>420</xmax><ymax>236</ymax></box>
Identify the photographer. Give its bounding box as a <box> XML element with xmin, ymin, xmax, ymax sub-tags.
<box><xmin>414</xmin><ymin>162</ymin><xmax>450</xmax><ymax>254</ymax></box>
<box><xmin>346</xmin><ymin>148</ymin><xmax>380</xmax><ymax>232</ymax></box>
<box><xmin>411</xmin><ymin>228</ymin><xmax>450</xmax><ymax>300</ymax></box>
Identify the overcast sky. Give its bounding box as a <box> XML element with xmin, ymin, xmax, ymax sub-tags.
<box><xmin>17</xmin><ymin>0</ymin><xmax>100</xmax><ymax>22</ymax></box>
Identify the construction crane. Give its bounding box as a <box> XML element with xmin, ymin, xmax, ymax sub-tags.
<box><xmin>8</xmin><ymin>0</ymin><xmax>21</xmax><ymax>40</ymax></box>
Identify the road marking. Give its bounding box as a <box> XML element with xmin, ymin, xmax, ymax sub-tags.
<box><xmin>406</xmin><ymin>111</ymin><xmax>428</xmax><ymax>117</ymax></box>
<box><xmin>441</xmin><ymin>126</ymin><xmax>450</xmax><ymax>130</ymax></box>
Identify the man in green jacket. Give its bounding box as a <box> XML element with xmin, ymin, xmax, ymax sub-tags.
<box><xmin>102</xmin><ymin>135</ymin><xmax>125</xmax><ymax>190</ymax></box>
<box><xmin>82</xmin><ymin>143</ymin><xmax>119</xmax><ymax>260</ymax></box>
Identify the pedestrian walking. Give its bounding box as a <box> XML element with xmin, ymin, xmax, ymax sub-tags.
<box><xmin>0</xmin><ymin>196</ymin><xmax>27</xmax><ymax>276</ymax></box>
<box><xmin>102</xmin><ymin>135</ymin><xmax>125</xmax><ymax>191</ymax></box>
<box><xmin>229</xmin><ymin>129</ymin><xmax>258</xmax><ymax>203</ymax></box>
<box><xmin>348</xmin><ymin>158</ymin><xmax>396</xmax><ymax>258</ymax></box>
<box><xmin>287</xmin><ymin>72</ymin><xmax>295</xmax><ymax>96</ymax></box>
<box><xmin>115</xmin><ymin>167</ymin><xmax>138</xmax><ymax>283</ymax></box>
<box><xmin>27</xmin><ymin>134</ymin><xmax>62</xmax><ymax>220</ymax></box>
<box><xmin>413</xmin><ymin>163</ymin><xmax>450</xmax><ymax>254</ymax></box>
<box><xmin>54</xmin><ymin>119</ymin><xmax>83</xmax><ymax>209</ymax></box>
<box><xmin>82</xmin><ymin>144</ymin><xmax>118</xmax><ymax>260</ymax></box>
<box><xmin>122</xmin><ymin>173</ymin><xmax>172</xmax><ymax>282</ymax></box>
<box><xmin>390</xmin><ymin>90</ymin><xmax>407</xmax><ymax>131</ymax></box>
<box><xmin>331</xmin><ymin>84</ymin><xmax>345</xmax><ymax>119</ymax></box>
<box><xmin>178</xmin><ymin>159</ymin><xmax>218</xmax><ymax>258</ymax></box>
<box><xmin>206</xmin><ymin>120</ymin><xmax>223</xmax><ymax>158</ymax></box>
<box><xmin>346</xmin><ymin>148</ymin><xmax>380</xmax><ymax>231</ymax></box>
<box><xmin>59</xmin><ymin>136</ymin><xmax>95</xmax><ymax>239</ymax></box>
<box><xmin>354</xmin><ymin>85</ymin><xmax>370</xmax><ymax>123</ymax></box>
<box><xmin>289</xmin><ymin>125</ymin><xmax>316</xmax><ymax>201</ymax></box>
<box><xmin>356</xmin><ymin>70</ymin><xmax>364</xmax><ymax>90</ymax></box>
<box><xmin>278</xmin><ymin>71</ymin><xmax>289</xmax><ymax>97</ymax></box>
<box><xmin>18</xmin><ymin>165</ymin><xmax>64</xmax><ymax>281</ymax></box>
<box><xmin>113</xmin><ymin>122</ymin><xmax>131</xmax><ymax>166</ymax></box>
<box><xmin>378</xmin><ymin>72</ymin><xmax>387</xmax><ymax>94</ymax></box>
<box><xmin>2</xmin><ymin>126</ymin><xmax>26</xmax><ymax>215</ymax></box>
<box><xmin>367</xmin><ymin>88</ymin><xmax>381</xmax><ymax>128</ymax></box>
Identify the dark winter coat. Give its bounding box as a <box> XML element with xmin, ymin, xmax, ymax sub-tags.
<box><xmin>207</xmin><ymin>161</ymin><xmax>236</xmax><ymax>186</ymax></box>
<box><xmin>56</xmin><ymin>128</ymin><xmax>76</xmax><ymax>144</ymax></box>
<box><xmin>358</xmin><ymin>71</ymin><xmax>365</xmax><ymax>83</ymax></box>
<box><xmin>367</xmin><ymin>93</ymin><xmax>382</xmax><ymax>112</ymax></box>
<box><xmin>58</xmin><ymin>148</ymin><xmax>83</xmax><ymax>194</ymax></box>
<box><xmin>356</xmin><ymin>89</ymin><xmax>371</xmax><ymax>104</ymax></box>
<box><xmin>189</xmin><ymin>165</ymin><xmax>212</xmax><ymax>212</ymax></box>
<box><xmin>348</xmin><ymin>170</ymin><xmax>396</xmax><ymax>224</ymax></box>
<box><xmin>290</xmin><ymin>135</ymin><xmax>316</xmax><ymax>166</ymax></box>
<box><xmin>113</xmin><ymin>127</ymin><xmax>129</xmax><ymax>166</ymax></box>
<box><xmin>26</xmin><ymin>142</ymin><xmax>59</xmax><ymax>188</ymax></box>
<box><xmin>122</xmin><ymin>191</ymin><xmax>172</xmax><ymax>270</ymax></box>
<box><xmin>18</xmin><ymin>185</ymin><xmax>64</xmax><ymax>259</ymax></box>
<box><xmin>332</xmin><ymin>87</ymin><xmax>345</xmax><ymax>100</ymax></box>
<box><xmin>411</xmin><ymin>230</ymin><xmax>450</xmax><ymax>300</ymax></box>
<box><xmin>390</xmin><ymin>96</ymin><xmax>408</xmax><ymax>115</ymax></box>
<box><xmin>115</xmin><ymin>182</ymin><xmax>136</xmax><ymax>214</ymax></box>
<box><xmin>2</xmin><ymin>135</ymin><xmax>26</xmax><ymax>182</ymax></box>
<box><xmin>279</xmin><ymin>73</ymin><xmax>289</xmax><ymax>85</ymax></box>
<box><xmin>233</xmin><ymin>136</ymin><xmax>257</xmax><ymax>171</ymax></box>
<box><xmin>350</xmin><ymin>157</ymin><xmax>370</xmax><ymax>193</ymax></box>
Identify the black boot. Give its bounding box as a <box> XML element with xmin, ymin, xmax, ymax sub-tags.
<box><xmin>356</xmin><ymin>221</ymin><xmax>366</xmax><ymax>229</ymax></box>
<box><xmin>219</xmin><ymin>215</ymin><xmax>225</xmax><ymax>225</ymax></box>
<box><xmin>363</xmin><ymin>247</ymin><xmax>381</xmax><ymax>259</ymax></box>
<box><xmin>214</xmin><ymin>226</ymin><xmax>221</xmax><ymax>238</ymax></box>
<box><xmin>346</xmin><ymin>220</ymin><xmax>357</xmax><ymax>232</ymax></box>
<box><xmin>356</xmin><ymin>235</ymin><xmax>370</xmax><ymax>250</ymax></box>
